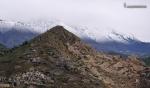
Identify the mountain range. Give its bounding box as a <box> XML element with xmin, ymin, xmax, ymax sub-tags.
<box><xmin>0</xmin><ymin>19</ymin><xmax>150</xmax><ymax>57</ymax></box>
<box><xmin>0</xmin><ymin>26</ymin><xmax>149</xmax><ymax>88</ymax></box>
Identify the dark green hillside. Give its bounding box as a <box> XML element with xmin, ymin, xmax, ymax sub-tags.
<box><xmin>0</xmin><ymin>43</ymin><xmax>8</xmax><ymax>56</ymax></box>
<box><xmin>143</xmin><ymin>57</ymin><xmax>150</xmax><ymax>66</ymax></box>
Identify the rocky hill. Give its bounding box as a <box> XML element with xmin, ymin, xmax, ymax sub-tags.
<box><xmin>0</xmin><ymin>26</ymin><xmax>149</xmax><ymax>88</ymax></box>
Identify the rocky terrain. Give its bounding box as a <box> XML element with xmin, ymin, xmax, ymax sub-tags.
<box><xmin>0</xmin><ymin>26</ymin><xmax>149</xmax><ymax>88</ymax></box>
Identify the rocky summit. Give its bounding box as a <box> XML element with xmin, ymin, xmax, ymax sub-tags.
<box><xmin>0</xmin><ymin>26</ymin><xmax>149</xmax><ymax>88</ymax></box>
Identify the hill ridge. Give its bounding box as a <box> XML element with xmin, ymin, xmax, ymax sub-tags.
<box><xmin>0</xmin><ymin>26</ymin><xmax>149</xmax><ymax>88</ymax></box>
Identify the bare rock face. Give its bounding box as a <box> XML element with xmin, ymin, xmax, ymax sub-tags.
<box><xmin>0</xmin><ymin>26</ymin><xmax>149</xmax><ymax>88</ymax></box>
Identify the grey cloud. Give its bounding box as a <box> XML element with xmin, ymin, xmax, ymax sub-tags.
<box><xmin>0</xmin><ymin>0</ymin><xmax>150</xmax><ymax>42</ymax></box>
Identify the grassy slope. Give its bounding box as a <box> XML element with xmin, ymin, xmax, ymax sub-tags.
<box><xmin>143</xmin><ymin>57</ymin><xmax>150</xmax><ymax>66</ymax></box>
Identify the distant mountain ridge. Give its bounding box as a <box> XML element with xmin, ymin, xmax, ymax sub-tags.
<box><xmin>0</xmin><ymin>20</ymin><xmax>39</xmax><ymax>48</ymax></box>
<box><xmin>83</xmin><ymin>31</ymin><xmax>150</xmax><ymax>57</ymax></box>
<box><xmin>0</xmin><ymin>30</ymin><xmax>38</xmax><ymax>48</ymax></box>
<box><xmin>0</xmin><ymin>19</ymin><xmax>62</xmax><ymax>48</ymax></box>
<box><xmin>0</xmin><ymin>19</ymin><xmax>150</xmax><ymax>56</ymax></box>
<box><xmin>64</xmin><ymin>26</ymin><xmax>150</xmax><ymax>57</ymax></box>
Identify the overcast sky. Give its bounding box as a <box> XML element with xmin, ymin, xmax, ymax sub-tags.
<box><xmin>0</xmin><ymin>0</ymin><xmax>150</xmax><ymax>42</ymax></box>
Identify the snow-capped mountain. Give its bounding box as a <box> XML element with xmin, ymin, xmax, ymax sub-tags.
<box><xmin>0</xmin><ymin>19</ymin><xmax>62</xmax><ymax>48</ymax></box>
<box><xmin>56</xmin><ymin>23</ymin><xmax>150</xmax><ymax>57</ymax></box>
<box><xmin>0</xmin><ymin>19</ymin><xmax>150</xmax><ymax>56</ymax></box>
<box><xmin>63</xmin><ymin>25</ymin><xmax>150</xmax><ymax>56</ymax></box>
<box><xmin>83</xmin><ymin>31</ymin><xmax>150</xmax><ymax>57</ymax></box>
<box><xmin>0</xmin><ymin>19</ymin><xmax>39</xmax><ymax>48</ymax></box>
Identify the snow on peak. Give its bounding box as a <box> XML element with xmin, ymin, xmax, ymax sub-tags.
<box><xmin>60</xmin><ymin>25</ymin><xmax>140</xmax><ymax>44</ymax></box>
<box><xmin>52</xmin><ymin>23</ymin><xmax>140</xmax><ymax>44</ymax></box>
<box><xmin>106</xmin><ymin>30</ymin><xmax>140</xmax><ymax>43</ymax></box>
<box><xmin>0</xmin><ymin>20</ymin><xmax>36</xmax><ymax>33</ymax></box>
<box><xmin>0</xmin><ymin>19</ymin><xmax>141</xmax><ymax>44</ymax></box>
